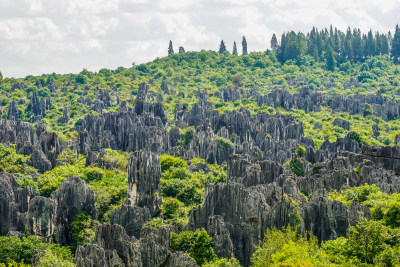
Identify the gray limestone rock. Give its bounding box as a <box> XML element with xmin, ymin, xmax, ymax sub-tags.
<box><xmin>111</xmin><ymin>204</ymin><xmax>151</xmax><ymax>239</ymax></box>
<box><xmin>126</xmin><ymin>150</ymin><xmax>162</xmax><ymax>217</ymax></box>
<box><xmin>333</xmin><ymin>118</ymin><xmax>350</xmax><ymax>130</ymax></box>
<box><xmin>57</xmin><ymin>107</ymin><xmax>70</xmax><ymax>123</ymax></box>
<box><xmin>51</xmin><ymin>177</ymin><xmax>96</xmax><ymax>245</ymax></box>
<box><xmin>166</xmin><ymin>252</ymin><xmax>197</xmax><ymax>267</ymax></box>
<box><xmin>7</xmin><ymin>101</ymin><xmax>19</xmax><ymax>121</ymax></box>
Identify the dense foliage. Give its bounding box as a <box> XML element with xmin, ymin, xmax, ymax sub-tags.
<box><xmin>0</xmin><ymin>236</ymin><xmax>74</xmax><ymax>265</ymax></box>
<box><xmin>170</xmin><ymin>228</ymin><xmax>216</xmax><ymax>265</ymax></box>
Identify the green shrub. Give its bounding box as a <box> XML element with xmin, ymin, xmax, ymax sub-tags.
<box><xmin>70</xmin><ymin>211</ymin><xmax>98</xmax><ymax>253</ymax></box>
<box><xmin>83</xmin><ymin>167</ymin><xmax>105</xmax><ymax>181</ymax></box>
<box><xmin>0</xmin><ymin>236</ymin><xmax>73</xmax><ymax>265</ymax></box>
<box><xmin>289</xmin><ymin>158</ymin><xmax>304</xmax><ymax>176</ymax></box>
<box><xmin>160</xmin><ymin>155</ymin><xmax>187</xmax><ymax>172</ymax></box>
<box><xmin>203</xmin><ymin>257</ymin><xmax>241</xmax><ymax>267</ymax></box>
<box><xmin>251</xmin><ymin>226</ymin><xmax>329</xmax><ymax>266</ymax></box>
<box><xmin>170</xmin><ymin>229</ymin><xmax>216</xmax><ymax>265</ymax></box>
<box><xmin>162</xmin><ymin>198</ymin><xmax>184</xmax><ymax>220</ymax></box>
<box><xmin>98</xmin><ymin>149</ymin><xmax>129</xmax><ymax>171</ymax></box>
<box><xmin>145</xmin><ymin>218</ymin><xmax>165</xmax><ymax>229</ymax></box>
<box><xmin>56</xmin><ymin>148</ymin><xmax>79</xmax><ymax>165</ymax></box>
<box><xmin>35</xmin><ymin>250</ymin><xmax>75</xmax><ymax>267</ymax></box>
<box><xmin>295</xmin><ymin>145</ymin><xmax>306</xmax><ymax>157</ymax></box>
<box><xmin>184</xmin><ymin>127</ymin><xmax>195</xmax><ymax>146</ymax></box>
<box><xmin>0</xmin><ymin>144</ymin><xmax>36</xmax><ymax>174</ymax></box>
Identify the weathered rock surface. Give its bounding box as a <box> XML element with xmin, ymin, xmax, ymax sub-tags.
<box><xmin>186</xmin><ymin>153</ymin><xmax>377</xmax><ymax>266</ymax></box>
<box><xmin>75</xmin><ymin>223</ymin><xmax>141</xmax><ymax>267</ymax></box>
<box><xmin>0</xmin><ymin>173</ymin><xmax>97</xmax><ymax>246</ymax></box>
<box><xmin>333</xmin><ymin>118</ymin><xmax>350</xmax><ymax>130</ymax></box>
<box><xmin>256</xmin><ymin>88</ymin><xmax>400</xmax><ymax>122</ymax></box>
<box><xmin>111</xmin><ymin>204</ymin><xmax>151</xmax><ymax>239</ymax></box>
<box><xmin>7</xmin><ymin>101</ymin><xmax>19</xmax><ymax>121</ymax></box>
<box><xmin>0</xmin><ymin>172</ymin><xmax>38</xmax><ymax>235</ymax></box>
<box><xmin>126</xmin><ymin>150</ymin><xmax>162</xmax><ymax>217</ymax></box>
<box><xmin>28</xmin><ymin>92</ymin><xmax>51</xmax><ymax>122</ymax></box>
<box><xmin>0</xmin><ymin>119</ymin><xmax>61</xmax><ymax>171</ymax></box>
<box><xmin>57</xmin><ymin>107</ymin><xmax>70</xmax><ymax>123</ymax></box>
<box><xmin>75</xmin><ymin>224</ymin><xmax>189</xmax><ymax>267</ymax></box>
<box><xmin>51</xmin><ymin>176</ymin><xmax>96</xmax><ymax>245</ymax></box>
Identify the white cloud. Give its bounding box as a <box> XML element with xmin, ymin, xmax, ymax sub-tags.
<box><xmin>0</xmin><ymin>0</ymin><xmax>399</xmax><ymax>77</ymax></box>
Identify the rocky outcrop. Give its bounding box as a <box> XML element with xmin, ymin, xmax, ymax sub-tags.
<box><xmin>7</xmin><ymin>101</ymin><xmax>19</xmax><ymax>121</ymax></box>
<box><xmin>256</xmin><ymin>88</ymin><xmax>400</xmax><ymax>121</ymax></box>
<box><xmin>26</xmin><ymin>196</ymin><xmax>57</xmax><ymax>240</ymax></box>
<box><xmin>0</xmin><ymin>172</ymin><xmax>38</xmax><ymax>235</ymax></box>
<box><xmin>28</xmin><ymin>92</ymin><xmax>51</xmax><ymax>122</ymax></box>
<box><xmin>51</xmin><ymin>177</ymin><xmax>96</xmax><ymax>245</ymax></box>
<box><xmin>187</xmin><ymin>164</ymin><xmax>372</xmax><ymax>266</ymax></box>
<box><xmin>75</xmin><ymin>224</ymin><xmax>189</xmax><ymax>267</ymax></box>
<box><xmin>227</xmin><ymin>154</ymin><xmax>283</xmax><ymax>186</ymax></box>
<box><xmin>207</xmin><ymin>215</ymin><xmax>234</xmax><ymax>258</ymax></box>
<box><xmin>302</xmin><ymin>190</ymin><xmax>370</xmax><ymax>242</ymax></box>
<box><xmin>0</xmin><ymin>173</ymin><xmax>96</xmax><ymax>245</ymax></box>
<box><xmin>166</xmin><ymin>252</ymin><xmax>197</xmax><ymax>267</ymax></box>
<box><xmin>126</xmin><ymin>150</ymin><xmax>162</xmax><ymax>217</ymax></box>
<box><xmin>0</xmin><ymin>119</ymin><xmax>61</xmax><ymax>171</ymax></box>
<box><xmin>333</xmin><ymin>118</ymin><xmax>350</xmax><ymax>130</ymax></box>
<box><xmin>110</xmin><ymin>204</ymin><xmax>151</xmax><ymax>239</ymax></box>
<box><xmin>57</xmin><ymin>107</ymin><xmax>70</xmax><ymax>123</ymax></box>
<box><xmin>109</xmin><ymin>150</ymin><xmax>161</xmax><ymax>238</ymax></box>
<box><xmin>77</xmin><ymin>102</ymin><xmax>167</xmax><ymax>159</ymax></box>
<box><xmin>75</xmin><ymin>223</ymin><xmax>141</xmax><ymax>267</ymax></box>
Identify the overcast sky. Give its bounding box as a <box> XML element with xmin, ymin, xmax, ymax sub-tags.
<box><xmin>0</xmin><ymin>0</ymin><xmax>399</xmax><ymax>78</ymax></box>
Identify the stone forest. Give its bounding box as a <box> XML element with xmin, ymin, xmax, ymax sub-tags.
<box><xmin>1</xmin><ymin>26</ymin><xmax>400</xmax><ymax>266</ymax></box>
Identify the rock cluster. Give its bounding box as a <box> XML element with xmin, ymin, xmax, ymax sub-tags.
<box><xmin>187</xmin><ymin>153</ymin><xmax>374</xmax><ymax>266</ymax></box>
<box><xmin>256</xmin><ymin>88</ymin><xmax>400</xmax><ymax>121</ymax></box>
<box><xmin>0</xmin><ymin>119</ymin><xmax>61</xmax><ymax>171</ymax></box>
<box><xmin>0</xmin><ymin>174</ymin><xmax>96</xmax><ymax>245</ymax></box>
<box><xmin>110</xmin><ymin>150</ymin><xmax>161</xmax><ymax>238</ymax></box>
<box><xmin>75</xmin><ymin>224</ymin><xmax>197</xmax><ymax>267</ymax></box>
<box><xmin>28</xmin><ymin>92</ymin><xmax>51</xmax><ymax>122</ymax></box>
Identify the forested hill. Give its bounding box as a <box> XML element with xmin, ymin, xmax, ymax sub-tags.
<box><xmin>0</xmin><ymin>25</ymin><xmax>400</xmax><ymax>267</ymax></box>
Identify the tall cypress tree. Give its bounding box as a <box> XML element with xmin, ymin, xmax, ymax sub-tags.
<box><xmin>270</xmin><ymin>34</ymin><xmax>278</xmax><ymax>51</ymax></box>
<box><xmin>242</xmin><ymin>36</ymin><xmax>248</xmax><ymax>55</ymax></box>
<box><xmin>381</xmin><ymin>34</ymin><xmax>389</xmax><ymax>55</ymax></box>
<box><xmin>352</xmin><ymin>28</ymin><xmax>363</xmax><ymax>61</ymax></box>
<box><xmin>367</xmin><ymin>29</ymin><xmax>376</xmax><ymax>57</ymax></box>
<box><xmin>326</xmin><ymin>46</ymin><xmax>336</xmax><ymax>71</ymax></box>
<box><xmin>219</xmin><ymin>40</ymin><xmax>227</xmax><ymax>54</ymax></box>
<box><xmin>168</xmin><ymin>40</ymin><xmax>174</xmax><ymax>55</ymax></box>
<box><xmin>391</xmin><ymin>25</ymin><xmax>400</xmax><ymax>62</ymax></box>
<box><xmin>232</xmin><ymin>42</ymin><xmax>238</xmax><ymax>55</ymax></box>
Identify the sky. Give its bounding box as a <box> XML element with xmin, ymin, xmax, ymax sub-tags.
<box><xmin>0</xmin><ymin>0</ymin><xmax>399</xmax><ymax>78</ymax></box>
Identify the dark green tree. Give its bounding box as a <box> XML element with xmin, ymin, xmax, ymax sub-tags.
<box><xmin>381</xmin><ymin>34</ymin><xmax>389</xmax><ymax>55</ymax></box>
<box><xmin>0</xmin><ymin>71</ymin><xmax>2</xmax><ymax>83</ymax></box>
<box><xmin>168</xmin><ymin>40</ymin><xmax>174</xmax><ymax>55</ymax></box>
<box><xmin>367</xmin><ymin>29</ymin><xmax>376</xmax><ymax>57</ymax></box>
<box><xmin>352</xmin><ymin>28</ymin><xmax>363</xmax><ymax>61</ymax></box>
<box><xmin>242</xmin><ymin>36</ymin><xmax>248</xmax><ymax>55</ymax></box>
<box><xmin>326</xmin><ymin>46</ymin><xmax>336</xmax><ymax>71</ymax></box>
<box><xmin>178</xmin><ymin>46</ymin><xmax>185</xmax><ymax>53</ymax></box>
<box><xmin>345</xmin><ymin>27</ymin><xmax>353</xmax><ymax>60</ymax></box>
<box><xmin>232</xmin><ymin>41</ymin><xmax>238</xmax><ymax>55</ymax></box>
<box><xmin>270</xmin><ymin>33</ymin><xmax>278</xmax><ymax>51</ymax></box>
<box><xmin>218</xmin><ymin>40</ymin><xmax>227</xmax><ymax>54</ymax></box>
<box><xmin>391</xmin><ymin>25</ymin><xmax>400</xmax><ymax>61</ymax></box>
